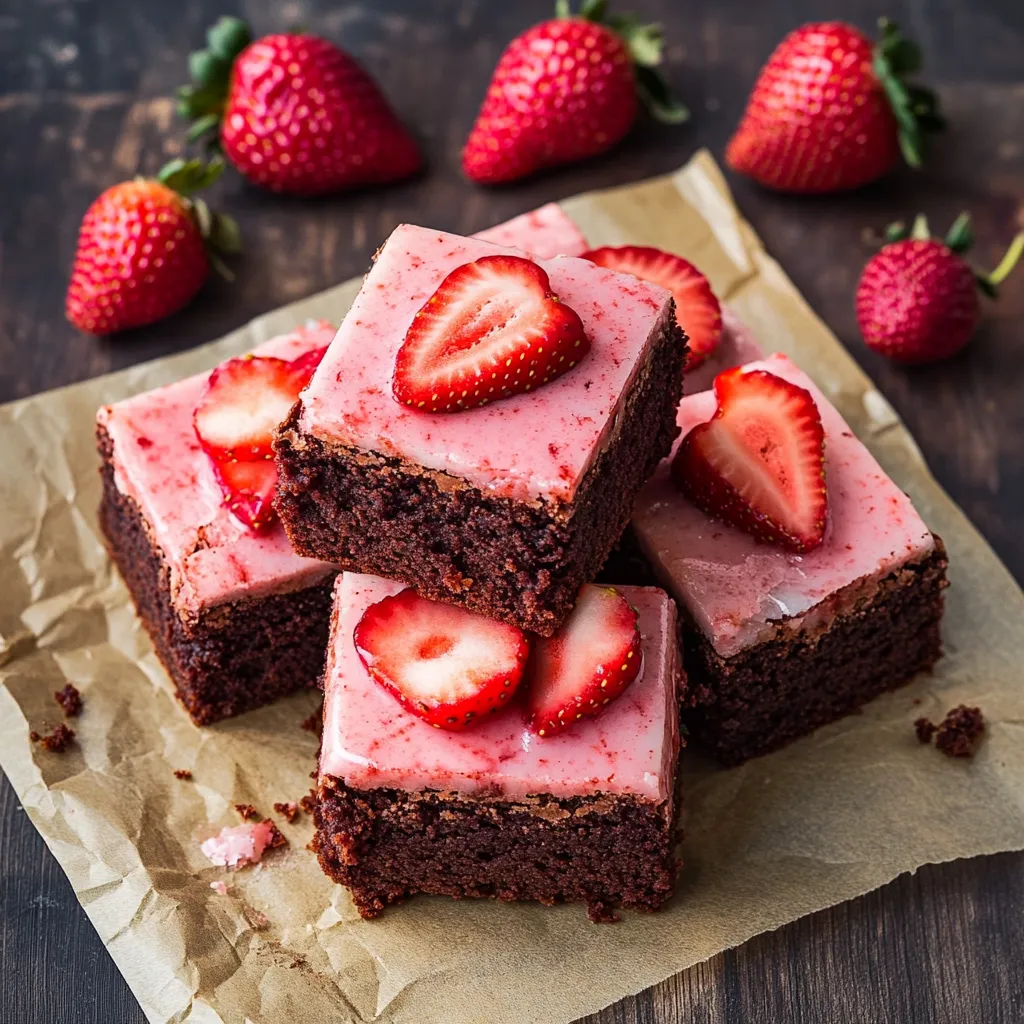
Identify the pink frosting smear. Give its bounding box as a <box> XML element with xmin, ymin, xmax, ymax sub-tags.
<box><xmin>97</xmin><ymin>323</ymin><xmax>338</xmax><ymax>618</ymax></box>
<box><xmin>299</xmin><ymin>224</ymin><xmax>672</xmax><ymax>503</ymax></box>
<box><xmin>633</xmin><ymin>353</ymin><xmax>935</xmax><ymax>658</ymax></box>
<box><xmin>474</xmin><ymin>203</ymin><xmax>589</xmax><ymax>259</ymax></box>
<box><xmin>320</xmin><ymin>574</ymin><xmax>681</xmax><ymax>803</ymax></box>
<box><xmin>201</xmin><ymin>821</ymin><xmax>276</xmax><ymax>868</ymax></box>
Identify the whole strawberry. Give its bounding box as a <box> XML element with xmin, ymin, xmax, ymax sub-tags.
<box><xmin>462</xmin><ymin>0</ymin><xmax>687</xmax><ymax>185</ymax></box>
<box><xmin>66</xmin><ymin>159</ymin><xmax>239</xmax><ymax>336</ymax></box>
<box><xmin>726</xmin><ymin>18</ymin><xmax>943</xmax><ymax>193</ymax></box>
<box><xmin>856</xmin><ymin>214</ymin><xmax>1024</xmax><ymax>364</ymax></box>
<box><xmin>179</xmin><ymin>17</ymin><xmax>421</xmax><ymax>195</ymax></box>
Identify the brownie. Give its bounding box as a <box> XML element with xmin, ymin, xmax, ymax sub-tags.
<box><xmin>313</xmin><ymin>776</ymin><xmax>679</xmax><ymax>923</ymax></box>
<box><xmin>682</xmin><ymin>541</ymin><xmax>950</xmax><ymax>766</ymax></box>
<box><xmin>97</xmin><ymin>425</ymin><xmax>337</xmax><ymax>726</ymax></box>
<box><xmin>274</xmin><ymin>311</ymin><xmax>685</xmax><ymax>636</ymax></box>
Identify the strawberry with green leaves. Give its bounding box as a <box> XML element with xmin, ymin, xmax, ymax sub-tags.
<box><xmin>179</xmin><ymin>17</ymin><xmax>421</xmax><ymax>195</ymax></box>
<box><xmin>727</xmin><ymin>19</ymin><xmax>943</xmax><ymax>193</ymax></box>
<box><xmin>856</xmin><ymin>213</ymin><xmax>1024</xmax><ymax>364</ymax></box>
<box><xmin>463</xmin><ymin>0</ymin><xmax>687</xmax><ymax>185</ymax></box>
<box><xmin>66</xmin><ymin>158</ymin><xmax>239</xmax><ymax>336</ymax></box>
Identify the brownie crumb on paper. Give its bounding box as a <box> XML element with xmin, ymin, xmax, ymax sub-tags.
<box><xmin>30</xmin><ymin>723</ymin><xmax>76</xmax><ymax>753</ymax></box>
<box><xmin>234</xmin><ymin>803</ymin><xmax>260</xmax><ymax>821</ymax></box>
<box><xmin>173</xmin><ymin>769</ymin><xmax>193</xmax><ymax>781</ymax></box>
<box><xmin>914</xmin><ymin>717</ymin><xmax>938</xmax><ymax>744</ymax></box>
<box><xmin>301</xmin><ymin>704</ymin><xmax>324</xmax><ymax>736</ymax></box>
<box><xmin>914</xmin><ymin>705</ymin><xmax>986</xmax><ymax>758</ymax></box>
<box><xmin>273</xmin><ymin>801</ymin><xmax>301</xmax><ymax>824</ymax></box>
<box><xmin>54</xmin><ymin>684</ymin><xmax>83</xmax><ymax>717</ymax></box>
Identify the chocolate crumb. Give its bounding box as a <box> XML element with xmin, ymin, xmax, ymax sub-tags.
<box><xmin>274</xmin><ymin>801</ymin><xmax>301</xmax><ymax>824</ymax></box>
<box><xmin>265</xmin><ymin>821</ymin><xmax>288</xmax><ymax>850</ymax></box>
<box><xmin>244</xmin><ymin>907</ymin><xmax>271</xmax><ymax>931</ymax></box>
<box><xmin>31</xmin><ymin>723</ymin><xmax>75</xmax><ymax>753</ymax></box>
<box><xmin>234</xmin><ymin>803</ymin><xmax>260</xmax><ymax>821</ymax></box>
<box><xmin>914</xmin><ymin>717</ymin><xmax>938</xmax><ymax>744</ymax></box>
<box><xmin>54</xmin><ymin>684</ymin><xmax>83</xmax><ymax>718</ymax></box>
<box><xmin>173</xmin><ymin>769</ymin><xmax>193</xmax><ymax>781</ymax></box>
<box><xmin>935</xmin><ymin>705</ymin><xmax>985</xmax><ymax>758</ymax></box>
<box><xmin>301</xmin><ymin>704</ymin><xmax>323</xmax><ymax>736</ymax></box>
<box><xmin>299</xmin><ymin>791</ymin><xmax>316</xmax><ymax>816</ymax></box>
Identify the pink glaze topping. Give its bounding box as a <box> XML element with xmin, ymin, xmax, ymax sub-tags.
<box><xmin>474</xmin><ymin>203</ymin><xmax>589</xmax><ymax>259</ymax></box>
<box><xmin>97</xmin><ymin>324</ymin><xmax>337</xmax><ymax>617</ymax></box>
<box><xmin>685</xmin><ymin>306</ymin><xmax>766</xmax><ymax>394</ymax></box>
<box><xmin>201</xmin><ymin>821</ymin><xmax>276</xmax><ymax>868</ymax></box>
<box><xmin>299</xmin><ymin>225</ymin><xmax>672</xmax><ymax>503</ymax></box>
<box><xmin>633</xmin><ymin>353</ymin><xmax>935</xmax><ymax>658</ymax></box>
<box><xmin>320</xmin><ymin>574</ymin><xmax>680</xmax><ymax>802</ymax></box>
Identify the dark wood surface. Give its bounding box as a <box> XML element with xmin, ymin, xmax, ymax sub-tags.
<box><xmin>1</xmin><ymin>1</ymin><xmax>1022</xmax><ymax>1021</ymax></box>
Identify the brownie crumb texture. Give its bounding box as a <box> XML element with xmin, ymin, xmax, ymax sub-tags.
<box><xmin>274</xmin><ymin>801</ymin><xmax>302</xmax><ymax>824</ymax></box>
<box><xmin>265</xmin><ymin>821</ymin><xmax>288</xmax><ymax>850</ymax></box>
<box><xmin>299</xmin><ymin>791</ymin><xmax>317</xmax><ymax>816</ymax></box>
<box><xmin>917</xmin><ymin>705</ymin><xmax>986</xmax><ymax>758</ymax></box>
<box><xmin>54</xmin><ymin>684</ymin><xmax>83</xmax><ymax>718</ymax></box>
<box><xmin>244</xmin><ymin>907</ymin><xmax>271</xmax><ymax>931</ymax></box>
<box><xmin>235</xmin><ymin>803</ymin><xmax>260</xmax><ymax>821</ymax></box>
<box><xmin>30</xmin><ymin>724</ymin><xmax>76</xmax><ymax>753</ymax></box>
<box><xmin>301</xmin><ymin>705</ymin><xmax>324</xmax><ymax>736</ymax></box>
<box><xmin>173</xmin><ymin>769</ymin><xmax>194</xmax><ymax>781</ymax></box>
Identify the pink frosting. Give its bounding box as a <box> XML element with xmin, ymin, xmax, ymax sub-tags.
<box><xmin>97</xmin><ymin>324</ymin><xmax>338</xmax><ymax>618</ymax></box>
<box><xmin>319</xmin><ymin>574</ymin><xmax>680</xmax><ymax>803</ymax></box>
<box><xmin>200</xmin><ymin>821</ymin><xmax>276</xmax><ymax>868</ymax></box>
<box><xmin>474</xmin><ymin>203</ymin><xmax>589</xmax><ymax>259</ymax></box>
<box><xmin>685</xmin><ymin>306</ymin><xmax>766</xmax><ymax>394</ymax></box>
<box><xmin>633</xmin><ymin>353</ymin><xmax>935</xmax><ymax>657</ymax></box>
<box><xmin>299</xmin><ymin>224</ymin><xmax>672</xmax><ymax>503</ymax></box>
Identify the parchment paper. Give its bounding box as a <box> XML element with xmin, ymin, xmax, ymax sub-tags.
<box><xmin>2</xmin><ymin>149</ymin><xmax>1023</xmax><ymax>1024</ymax></box>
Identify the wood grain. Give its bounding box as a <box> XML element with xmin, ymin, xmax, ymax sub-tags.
<box><xmin>1</xmin><ymin>0</ymin><xmax>1022</xmax><ymax>1021</ymax></box>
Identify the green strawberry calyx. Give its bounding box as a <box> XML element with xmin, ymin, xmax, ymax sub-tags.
<box><xmin>177</xmin><ymin>16</ymin><xmax>254</xmax><ymax>152</ymax></box>
<box><xmin>555</xmin><ymin>0</ymin><xmax>689</xmax><ymax>124</ymax></box>
<box><xmin>872</xmin><ymin>18</ymin><xmax>945</xmax><ymax>169</ymax></box>
<box><xmin>157</xmin><ymin>157</ymin><xmax>241</xmax><ymax>280</ymax></box>
<box><xmin>883</xmin><ymin>212</ymin><xmax>1024</xmax><ymax>298</ymax></box>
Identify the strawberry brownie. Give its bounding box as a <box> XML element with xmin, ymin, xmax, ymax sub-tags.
<box><xmin>274</xmin><ymin>223</ymin><xmax>687</xmax><ymax>636</ymax></box>
<box><xmin>475</xmin><ymin>202</ymin><xmax>588</xmax><ymax>258</ymax></box>
<box><xmin>633</xmin><ymin>353</ymin><xmax>948</xmax><ymax>764</ymax></box>
<box><xmin>313</xmin><ymin>573</ymin><xmax>682</xmax><ymax>922</ymax></box>
<box><xmin>96</xmin><ymin>323</ymin><xmax>339</xmax><ymax>725</ymax></box>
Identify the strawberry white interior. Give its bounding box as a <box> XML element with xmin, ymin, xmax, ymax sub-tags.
<box><xmin>298</xmin><ymin>224</ymin><xmax>673</xmax><ymax>503</ymax></box>
<box><xmin>632</xmin><ymin>353</ymin><xmax>936</xmax><ymax>658</ymax></box>
<box><xmin>320</xmin><ymin>573</ymin><xmax>680</xmax><ymax>803</ymax></box>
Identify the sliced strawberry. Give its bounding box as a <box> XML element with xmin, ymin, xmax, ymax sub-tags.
<box><xmin>582</xmin><ymin>245</ymin><xmax>721</xmax><ymax>368</ymax></box>
<box><xmin>194</xmin><ymin>352</ymin><xmax>323</xmax><ymax>460</ymax></box>
<box><xmin>527</xmin><ymin>585</ymin><xmax>642</xmax><ymax>739</ymax></box>
<box><xmin>353</xmin><ymin>588</ymin><xmax>529</xmax><ymax>731</ymax></box>
<box><xmin>392</xmin><ymin>254</ymin><xmax>589</xmax><ymax>413</ymax></box>
<box><xmin>211</xmin><ymin>457</ymin><xmax>278</xmax><ymax>531</ymax></box>
<box><xmin>672</xmin><ymin>368</ymin><xmax>827</xmax><ymax>552</ymax></box>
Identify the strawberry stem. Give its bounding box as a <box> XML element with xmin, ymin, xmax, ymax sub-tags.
<box><xmin>872</xmin><ymin>18</ymin><xmax>944</xmax><ymax>169</ymax></box>
<box><xmin>910</xmin><ymin>213</ymin><xmax>931</xmax><ymax>241</ymax></box>
<box><xmin>555</xmin><ymin>1</ymin><xmax>689</xmax><ymax>123</ymax></box>
<box><xmin>987</xmin><ymin>232</ymin><xmax>1024</xmax><ymax>288</ymax></box>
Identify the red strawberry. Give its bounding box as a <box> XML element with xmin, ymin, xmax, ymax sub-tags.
<box><xmin>527</xmin><ymin>585</ymin><xmax>641</xmax><ymax>738</ymax></box>
<box><xmin>672</xmin><ymin>368</ymin><xmax>827</xmax><ymax>552</ymax></box>
<box><xmin>354</xmin><ymin>589</ymin><xmax>530</xmax><ymax>731</ymax></box>
<box><xmin>856</xmin><ymin>213</ymin><xmax>1024</xmax><ymax>364</ymax></box>
<box><xmin>726</xmin><ymin>19</ymin><xmax>943</xmax><ymax>193</ymax></box>
<box><xmin>179</xmin><ymin>17</ymin><xmax>421</xmax><ymax>195</ymax></box>
<box><xmin>194</xmin><ymin>338</ymin><xmax>328</xmax><ymax>529</ymax></box>
<box><xmin>66</xmin><ymin>159</ymin><xmax>238</xmax><ymax>336</ymax></box>
<box><xmin>393</xmin><ymin>254</ymin><xmax>589</xmax><ymax>413</ymax></box>
<box><xmin>582</xmin><ymin>245</ymin><xmax>721</xmax><ymax>368</ymax></box>
<box><xmin>462</xmin><ymin>1</ymin><xmax>687</xmax><ymax>186</ymax></box>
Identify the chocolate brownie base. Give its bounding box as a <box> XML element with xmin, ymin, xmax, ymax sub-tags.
<box><xmin>97</xmin><ymin>426</ymin><xmax>336</xmax><ymax>725</ymax></box>
<box><xmin>313</xmin><ymin>775</ymin><xmax>679</xmax><ymax>922</ymax></box>
<box><xmin>273</xmin><ymin>311</ymin><xmax>686</xmax><ymax>636</ymax></box>
<box><xmin>683</xmin><ymin>542</ymin><xmax>949</xmax><ymax>766</ymax></box>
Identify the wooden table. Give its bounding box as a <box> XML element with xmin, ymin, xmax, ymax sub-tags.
<box><xmin>2</xmin><ymin>1</ymin><xmax>1022</xmax><ymax>1020</ymax></box>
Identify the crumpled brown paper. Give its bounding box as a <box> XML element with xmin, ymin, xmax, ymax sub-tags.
<box><xmin>2</xmin><ymin>150</ymin><xmax>1023</xmax><ymax>1024</ymax></box>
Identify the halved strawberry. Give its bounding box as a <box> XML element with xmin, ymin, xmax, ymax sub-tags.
<box><xmin>194</xmin><ymin>351</ymin><xmax>325</xmax><ymax>460</ymax></box>
<box><xmin>527</xmin><ymin>585</ymin><xmax>641</xmax><ymax>739</ymax></box>
<box><xmin>672</xmin><ymin>368</ymin><xmax>827</xmax><ymax>552</ymax></box>
<box><xmin>581</xmin><ymin>245</ymin><xmax>721</xmax><ymax>368</ymax></box>
<box><xmin>193</xmin><ymin>342</ymin><xmax>329</xmax><ymax>530</ymax></box>
<box><xmin>353</xmin><ymin>588</ymin><xmax>529</xmax><ymax>731</ymax></box>
<box><xmin>392</xmin><ymin>254</ymin><xmax>589</xmax><ymax>413</ymax></box>
<box><xmin>212</xmin><ymin>457</ymin><xmax>278</xmax><ymax>530</ymax></box>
